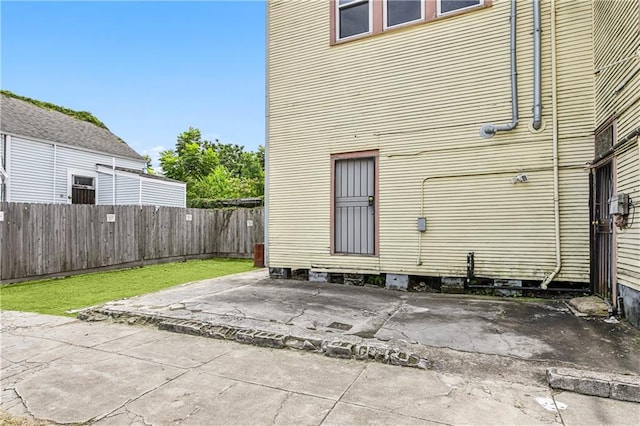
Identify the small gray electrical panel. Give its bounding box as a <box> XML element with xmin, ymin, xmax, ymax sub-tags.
<box><xmin>417</xmin><ymin>217</ymin><xmax>427</xmax><ymax>232</ymax></box>
<box><xmin>609</xmin><ymin>193</ymin><xmax>629</xmax><ymax>215</ymax></box>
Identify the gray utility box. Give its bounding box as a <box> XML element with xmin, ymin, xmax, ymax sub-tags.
<box><xmin>609</xmin><ymin>193</ymin><xmax>629</xmax><ymax>215</ymax></box>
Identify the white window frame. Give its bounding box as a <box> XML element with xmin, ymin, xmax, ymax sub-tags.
<box><xmin>66</xmin><ymin>168</ymin><xmax>97</xmax><ymax>204</ymax></box>
<box><xmin>437</xmin><ymin>0</ymin><xmax>483</xmax><ymax>17</ymax></box>
<box><xmin>336</xmin><ymin>0</ymin><xmax>373</xmax><ymax>41</ymax></box>
<box><xmin>383</xmin><ymin>0</ymin><xmax>425</xmax><ymax>30</ymax></box>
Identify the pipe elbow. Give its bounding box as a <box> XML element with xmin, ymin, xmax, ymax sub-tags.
<box><xmin>479</xmin><ymin>124</ymin><xmax>496</xmax><ymax>139</ymax></box>
<box><xmin>532</xmin><ymin>119</ymin><xmax>543</xmax><ymax>131</ymax></box>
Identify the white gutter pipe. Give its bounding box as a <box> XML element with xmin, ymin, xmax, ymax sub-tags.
<box><xmin>480</xmin><ymin>0</ymin><xmax>518</xmax><ymax>138</ymax></box>
<box><xmin>532</xmin><ymin>0</ymin><xmax>543</xmax><ymax>130</ymax></box>
<box><xmin>541</xmin><ymin>0</ymin><xmax>560</xmax><ymax>289</ymax></box>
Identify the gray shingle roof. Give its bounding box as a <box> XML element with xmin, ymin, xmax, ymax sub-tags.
<box><xmin>0</xmin><ymin>94</ymin><xmax>144</xmax><ymax>160</ymax></box>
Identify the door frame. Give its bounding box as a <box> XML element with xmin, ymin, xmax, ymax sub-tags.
<box><xmin>330</xmin><ymin>150</ymin><xmax>379</xmax><ymax>256</ymax></box>
<box><xmin>67</xmin><ymin>168</ymin><xmax>97</xmax><ymax>205</ymax></box>
<box><xmin>590</xmin><ymin>118</ymin><xmax>618</xmax><ymax>306</ymax></box>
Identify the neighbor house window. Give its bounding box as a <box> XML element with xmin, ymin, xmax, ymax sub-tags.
<box><xmin>337</xmin><ymin>0</ymin><xmax>371</xmax><ymax>40</ymax></box>
<box><xmin>438</xmin><ymin>0</ymin><xmax>483</xmax><ymax>16</ymax></box>
<box><xmin>72</xmin><ymin>175</ymin><xmax>95</xmax><ymax>204</ymax></box>
<box><xmin>385</xmin><ymin>0</ymin><xmax>424</xmax><ymax>29</ymax></box>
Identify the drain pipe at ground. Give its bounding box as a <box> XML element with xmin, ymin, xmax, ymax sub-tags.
<box><xmin>479</xmin><ymin>0</ymin><xmax>518</xmax><ymax>138</ymax></box>
<box><xmin>532</xmin><ymin>0</ymin><xmax>543</xmax><ymax>130</ymax></box>
<box><xmin>541</xmin><ymin>0</ymin><xmax>560</xmax><ymax>289</ymax></box>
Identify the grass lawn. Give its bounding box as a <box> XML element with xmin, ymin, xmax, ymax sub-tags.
<box><xmin>0</xmin><ymin>258</ymin><xmax>256</xmax><ymax>317</ymax></box>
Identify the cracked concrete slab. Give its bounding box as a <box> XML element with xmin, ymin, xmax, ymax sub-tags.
<box><xmin>375</xmin><ymin>295</ymin><xmax>640</xmax><ymax>373</ymax></box>
<box><xmin>342</xmin><ymin>363</ymin><xmax>562</xmax><ymax>425</ymax></box>
<box><xmin>102</xmin><ymin>370</ymin><xmax>334</xmax><ymax>426</ymax></box>
<box><xmin>14</xmin><ymin>348</ymin><xmax>185</xmax><ymax>424</ymax></box>
<box><xmin>1</xmin><ymin>311</ymin><xmax>75</xmax><ymax>332</ymax></box>
<box><xmin>8</xmin><ymin>319</ymin><xmax>142</xmax><ymax>348</ymax></box>
<box><xmin>96</xmin><ymin>278</ymin><xmax>405</xmax><ymax>339</ymax></box>
<box><xmin>198</xmin><ymin>343</ymin><xmax>366</xmax><ymax>400</ymax></box>
<box><xmin>551</xmin><ymin>391</ymin><xmax>640</xmax><ymax>426</ymax></box>
<box><xmin>94</xmin><ymin>328</ymin><xmax>235</xmax><ymax>369</ymax></box>
<box><xmin>82</xmin><ymin>273</ymin><xmax>640</xmax><ymax>377</ymax></box>
<box><xmin>3</xmin><ymin>311</ymin><xmax>639</xmax><ymax>425</ymax></box>
<box><xmin>322</xmin><ymin>403</ymin><xmax>437</xmax><ymax>426</ymax></box>
<box><xmin>1</xmin><ymin>334</ymin><xmax>78</xmax><ymax>364</ymax></box>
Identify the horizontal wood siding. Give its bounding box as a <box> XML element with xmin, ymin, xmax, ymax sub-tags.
<box><xmin>0</xmin><ymin>203</ymin><xmax>264</xmax><ymax>283</ymax></box>
<box><xmin>615</xmin><ymin>144</ymin><xmax>640</xmax><ymax>291</ymax></box>
<box><xmin>9</xmin><ymin>137</ymin><xmax>55</xmax><ymax>203</ymax></box>
<box><xmin>141</xmin><ymin>179</ymin><xmax>186</xmax><ymax>208</ymax></box>
<box><xmin>97</xmin><ymin>172</ymin><xmax>114</xmax><ymax>205</ymax></box>
<box><xmin>115</xmin><ymin>174</ymin><xmax>140</xmax><ymax>205</ymax></box>
<box><xmin>594</xmin><ymin>0</ymin><xmax>639</xmax><ymax>139</ymax></box>
<box><xmin>593</xmin><ymin>0</ymin><xmax>640</xmax><ymax>293</ymax></box>
<box><xmin>268</xmin><ymin>0</ymin><xmax>594</xmax><ymax>282</ymax></box>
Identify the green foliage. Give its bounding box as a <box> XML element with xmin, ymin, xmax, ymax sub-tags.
<box><xmin>160</xmin><ymin>127</ymin><xmax>264</xmax><ymax>201</ymax></box>
<box><xmin>142</xmin><ymin>154</ymin><xmax>155</xmax><ymax>175</ymax></box>
<box><xmin>188</xmin><ymin>198</ymin><xmax>263</xmax><ymax>209</ymax></box>
<box><xmin>1</xmin><ymin>89</ymin><xmax>109</xmax><ymax>130</ymax></box>
<box><xmin>0</xmin><ymin>258</ymin><xmax>255</xmax><ymax>317</ymax></box>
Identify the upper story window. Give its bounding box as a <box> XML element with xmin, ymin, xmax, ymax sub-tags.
<box><xmin>331</xmin><ymin>0</ymin><xmax>490</xmax><ymax>44</ymax></box>
<box><xmin>385</xmin><ymin>0</ymin><xmax>424</xmax><ymax>29</ymax></box>
<box><xmin>338</xmin><ymin>0</ymin><xmax>372</xmax><ymax>39</ymax></box>
<box><xmin>438</xmin><ymin>0</ymin><xmax>483</xmax><ymax>16</ymax></box>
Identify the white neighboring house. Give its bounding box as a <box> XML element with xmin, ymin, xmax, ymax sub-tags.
<box><xmin>0</xmin><ymin>93</ymin><xmax>185</xmax><ymax>207</ymax></box>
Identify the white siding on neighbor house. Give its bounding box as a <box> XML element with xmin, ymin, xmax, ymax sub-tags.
<box><xmin>3</xmin><ymin>135</ymin><xmax>145</xmax><ymax>204</ymax></box>
<box><xmin>97</xmin><ymin>172</ymin><xmax>114</xmax><ymax>205</ymax></box>
<box><xmin>268</xmin><ymin>0</ymin><xmax>594</xmax><ymax>282</ymax></box>
<box><xmin>9</xmin><ymin>137</ymin><xmax>55</xmax><ymax>203</ymax></box>
<box><xmin>115</xmin><ymin>173</ymin><xmax>141</xmax><ymax>205</ymax></box>
<box><xmin>0</xmin><ymin>135</ymin><xmax>5</xmax><ymax>201</ymax></box>
<box><xmin>141</xmin><ymin>178</ymin><xmax>185</xmax><ymax>207</ymax></box>
<box><xmin>53</xmin><ymin>144</ymin><xmax>145</xmax><ymax>204</ymax></box>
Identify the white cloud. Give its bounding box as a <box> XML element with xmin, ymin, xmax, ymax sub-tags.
<box><xmin>140</xmin><ymin>145</ymin><xmax>166</xmax><ymax>170</ymax></box>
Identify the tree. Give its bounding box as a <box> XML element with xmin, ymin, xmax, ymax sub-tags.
<box><xmin>159</xmin><ymin>127</ymin><xmax>264</xmax><ymax>202</ymax></box>
<box><xmin>142</xmin><ymin>155</ymin><xmax>155</xmax><ymax>175</ymax></box>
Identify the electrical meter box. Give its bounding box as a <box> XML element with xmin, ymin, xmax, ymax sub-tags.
<box><xmin>609</xmin><ymin>193</ymin><xmax>629</xmax><ymax>215</ymax></box>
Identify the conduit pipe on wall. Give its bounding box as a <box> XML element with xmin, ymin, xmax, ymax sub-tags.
<box><xmin>541</xmin><ymin>0</ymin><xmax>560</xmax><ymax>289</ymax></box>
<box><xmin>479</xmin><ymin>0</ymin><xmax>518</xmax><ymax>138</ymax></box>
<box><xmin>414</xmin><ymin>164</ymin><xmax>586</xmax><ymax>267</ymax></box>
<box><xmin>532</xmin><ymin>0</ymin><xmax>543</xmax><ymax>130</ymax></box>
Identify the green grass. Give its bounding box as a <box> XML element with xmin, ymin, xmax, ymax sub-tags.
<box><xmin>0</xmin><ymin>258</ymin><xmax>256</xmax><ymax>317</ymax></box>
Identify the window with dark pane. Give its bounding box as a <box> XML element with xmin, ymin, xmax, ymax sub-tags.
<box><xmin>71</xmin><ymin>175</ymin><xmax>95</xmax><ymax>204</ymax></box>
<box><xmin>73</xmin><ymin>176</ymin><xmax>94</xmax><ymax>188</ymax></box>
<box><xmin>339</xmin><ymin>0</ymin><xmax>370</xmax><ymax>39</ymax></box>
<box><xmin>595</xmin><ymin>124</ymin><xmax>613</xmax><ymax>160</ymax></box>
<box><xmin>440</xmin><ymin>0</ymin><xmax>482</xmax><ymax>15</ymax></box>
<box><xmin>387</xmin><ymin>0</ymin><xmax>422</xmax><ymax>27</ymax></box>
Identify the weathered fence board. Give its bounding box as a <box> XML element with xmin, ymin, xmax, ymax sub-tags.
<box><xmin>0</xmin><ymin>203</ymin><xmax>264</xmax><ymax>283</ymax></box>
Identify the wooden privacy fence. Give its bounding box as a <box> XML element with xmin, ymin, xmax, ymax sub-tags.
<box><xmin>0</xmin><ymin>202</ymin><xmax>264</xmax><ymax>283</ymax></box>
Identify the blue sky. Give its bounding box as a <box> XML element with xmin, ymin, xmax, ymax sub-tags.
<box><xmin>1</xmin><ymin>0</ymin><xmax>266</xmax><ymax>167</ymax></box>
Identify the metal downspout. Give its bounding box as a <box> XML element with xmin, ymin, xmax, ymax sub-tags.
<box><xmin>480</xmin><ymin>0</ymin><xmax>518</xmax><ymax>138</ymax></box>
<box><xmin>541</xmin><ymin>0</ymin><xmax>559</xmax><ymax>289</ymax></box>
<box><xmin>532</xmin><ymin>0</ymin><xmax>543</xmax><ymax>130</ymax></box>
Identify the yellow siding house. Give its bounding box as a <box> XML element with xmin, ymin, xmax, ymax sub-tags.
<box><xmin>266</xmin><ymin>0</ymin><xmax>640</xmax><ymax>325</ymax></box>
<box><xmin>592</xmin><ymin>0</ymin><xmax>640</xmax><ymax>326</ymax></box>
